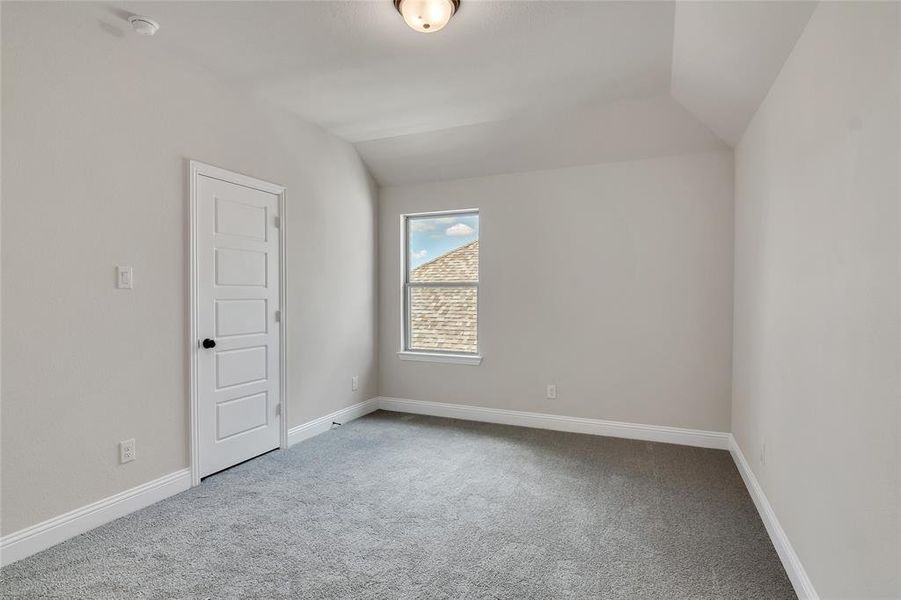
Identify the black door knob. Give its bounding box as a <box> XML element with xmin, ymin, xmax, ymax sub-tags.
<box><xmin>202</xmin><ymin>338</ymin><xmax>216</xmax><ymax>349</ymax></box>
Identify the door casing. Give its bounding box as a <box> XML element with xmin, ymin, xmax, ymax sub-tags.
<box><xmin>188</xmin><ymin>160</ymin><xmax>288</xmax><ymax>487</ymax></box>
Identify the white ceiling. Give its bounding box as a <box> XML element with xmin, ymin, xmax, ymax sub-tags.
<box><xmin>112</xmin><ymin>1</ymin><xmax>816</xmax><ymax>185</ymax></box>
<box><xmin>671</xmin><ymin>1</ymin><xmax>817</xmax><ymax>145</ymax></box>
<box><xmin>357</xmin><ymin>95</ymin><xmax>726</xmax><ymax>186</ymax></box>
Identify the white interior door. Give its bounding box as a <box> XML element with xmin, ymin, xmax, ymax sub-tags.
<box><xmin>196</xmin><ymin>172</ymin><xmax>281</xmax><ymax>478</ymax></box>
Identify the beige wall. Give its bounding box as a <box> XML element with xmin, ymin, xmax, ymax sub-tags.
<box><xmin>733</xmin><ymin>2</ymin><xmax>900</xmax><ymax>598</ymax></box>
<box><xmin>1</xmin><ymin>3</ymin><xmax>378</xmax><ymax>535</ymax></box>
<box><xmin>380</xmin><ymin>151</ymin><xmax>734</xmax><ymax>432</ymax></box>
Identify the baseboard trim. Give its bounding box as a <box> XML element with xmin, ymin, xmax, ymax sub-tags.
<box><xmin>287</xmin><ymin>397</ymin><xmax>380</xmax><ymax>447</ymax></box>
<box><xmin>729</xmin><ymin>435</ymin><xmax>818</xmax><ymax>600</ymax></box>
<box><xmin>0</xmin><ymin>468</ymin><xmax>191</xmax><ymax>567</ymax></box>
<box><xmin>376</xmin><ymin>397</ymin><xmax>730</xmax><ymax>450</ymax></box>
<box><xmin>1</xmin><ymin>399</ymin><xmax>378</xmax><ymax>567</ymax></box>
<box><xmin>2</xmin><ymin>398</ymin><xmax>811</xmax><ymax>599</ymax></box>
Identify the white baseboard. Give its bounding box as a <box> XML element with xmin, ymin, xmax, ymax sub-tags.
<box><xmin>378</xmin><ymin>398</ymin><xmax>815</xmax><ymax>596</ymax></box>
<box><xmin>1</xmin><ymin>397</ymin><xmax>810</xmax><ymax>600</ymax></box>
<box><xmin>376</xmin><ymin>397</ymin><xmax>730</xmax><ymax>450</ymax></box>
<box><xmin>0</xmin><ymin>468</ymin><xmax>191</xmax><ymax>567</ymax></box>
<box><xmin>287</xmin><ymin>397</ymin><xmax>379</xmax><ymax>447</ymax></box>
<box><xmin>729</xmin><ymin>435</ymin><xmax>818</xmax><ymax>600</ymax></box>
<box><xmin>1</xmin><ymin>399</ymin><xmax>378</xmax><ymax>567</ymax></box>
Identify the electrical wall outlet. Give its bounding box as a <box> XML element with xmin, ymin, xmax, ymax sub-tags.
<box><xmin>546</xmin><ymin>384</ymin><xmax>557</xmax><ymax>399</ymax></box>
<box><xmin>116</xmin><ymin>265</ymin><xmax>133</xmax><ymax>289</ymax></box>
<box><xmin>120</xmin><ymin>438</ymin><xmax>136</xmax><ymax>463</ymax></box>
<box><xmin>352</xmin><ymin>375</ymin><xmax>359</xmax><ymax>391</ymax></box>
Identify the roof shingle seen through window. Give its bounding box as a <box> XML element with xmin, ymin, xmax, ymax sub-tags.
<box><xmin>409</xmin><ymin>240</ymin><xmax>478</xmax><ymax>353</ymax></box>
<box><xmin>410</xmin><ymin>240</ymin><xmax>478</xmax><ymax>283</ymax></box>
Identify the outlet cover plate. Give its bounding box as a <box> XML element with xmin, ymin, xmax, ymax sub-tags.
<box><xmin>120</xmin><ymin>438</ymin><xmax>136</xmax><ymax>463</ymax></box>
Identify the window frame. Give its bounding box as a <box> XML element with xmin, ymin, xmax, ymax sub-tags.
<box><xmin>398</xmin><ymin>208</ymin><xmax>482</xmax><ymax>365</ymax></box>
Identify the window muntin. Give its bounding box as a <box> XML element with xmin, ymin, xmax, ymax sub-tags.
<box><xmin>403</xmin><ymin>211</ymin><xmax>479</xmax><ymax>356</ymax></box>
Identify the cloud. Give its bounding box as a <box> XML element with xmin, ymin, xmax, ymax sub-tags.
<box><xmin>409</xmin><ymin>221</ymin><xmax>436</xmax><ymax>232</ymax></box>
<box><xmin>411</xmin><ymin>249</ymin><xmax>428</xmax><ymax>259</ymax></box>
<box><xmin>446</xmin><ymin>223</ymin><xmax>475</xmax><ymax>237</ymax></box>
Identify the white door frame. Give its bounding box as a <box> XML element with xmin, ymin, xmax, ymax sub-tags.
<box><xmin>188</xmin><ymin>160</ymin><xmax>288</xmax><ymax>487</ymax></box>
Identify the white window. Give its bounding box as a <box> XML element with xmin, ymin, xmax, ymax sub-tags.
<box><xmin>399</xmin><ymin>209</ymin><xmax>481</xmax><ymax>365</ymax></box>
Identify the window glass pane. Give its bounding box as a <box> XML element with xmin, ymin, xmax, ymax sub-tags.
<box><xmin>409</xmin><ymin>286</ymin><xmax>477</xmax><ymax>354</ymax></box>
<box><xmin>408</xmin><ymin>213</ymin><xmax>479</xmax><ymax>283</ymax></box>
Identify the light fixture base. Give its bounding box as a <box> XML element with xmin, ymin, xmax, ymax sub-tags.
<box><xmin>394</xmin><ymin>0</ymin><xmax>460</xmax><ymax>33</ymax></box>
<box><xmin>128</xmin><ymin>15</ymin><xmax>160</xmax><ymax>36</ymax></box>
<box><xmin>393</xmin><ymin>0</ymin><xmax>460</xmax><ymax>14</ymax></box>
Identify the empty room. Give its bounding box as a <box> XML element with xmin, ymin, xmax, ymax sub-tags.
<box><xmin>1</xmin><ymin>1</ymin><xmax>898</xmax><ymax>598</ymax></box>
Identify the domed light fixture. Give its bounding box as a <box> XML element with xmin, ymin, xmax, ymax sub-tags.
<box><xmin>394</xmin><ymin>0</ymin><xmax>460</xmax><ymax>33</ymax></box>
<box><xmin>128</xmin><ymin>15</ymin><xmax>160</xmax><ymax>36</ymax></box>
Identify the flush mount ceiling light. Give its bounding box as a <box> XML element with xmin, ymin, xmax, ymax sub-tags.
<box><xmin>394</xmin><ymin>0</ymin><xmax>460</xmax><ymax>33</ymax></box>
<box><xmin>128</xmin><ymin>15</ymin><xmax>160</xmax><ymax>36</ymax></box>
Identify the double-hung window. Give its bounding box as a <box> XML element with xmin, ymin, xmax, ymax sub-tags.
<box><xmin>400</xmin><ymin>209</ymin><xmax>480</xmax><ymax>365</ymax></box>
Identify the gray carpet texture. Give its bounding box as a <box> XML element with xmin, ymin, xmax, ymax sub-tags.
<box><xmin>1</xmin><ymin>411</ymin><xmax>795</xmax><ymax>599</ymax></box>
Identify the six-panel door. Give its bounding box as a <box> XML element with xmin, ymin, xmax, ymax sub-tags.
<box><xmin>197</xmin><ymin>174</ymin><xmax>281</xmax><ymax>478</ymax></box>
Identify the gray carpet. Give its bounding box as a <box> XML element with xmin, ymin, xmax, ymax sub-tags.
<box><xmin>1</xmin><ymin>411</ymin><xmax>795</xmax><ymax>599</ymax></box>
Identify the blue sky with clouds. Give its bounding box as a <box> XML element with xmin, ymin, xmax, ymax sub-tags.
<box><xmin>408</xmin><ymin>213</ymin><xmax>479</xmax><ymax>270</ymax></box>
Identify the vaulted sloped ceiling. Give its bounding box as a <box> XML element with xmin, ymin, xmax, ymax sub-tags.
<box><xmin>356</xmin><ymin>95</ymin><xmax>727</xmax><ymax>186</ymax></box>
<box><xmin>671</xmin><ymin>1</ymin><xmax>817</xmax><ymax>146</ymax></box>
<box><xmin>108</xmin><ymin>1</ymin><xmax>816</xmax><ymax>186</ymax></box>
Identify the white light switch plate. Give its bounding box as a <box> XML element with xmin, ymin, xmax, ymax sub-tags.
<box><xmin>116</xmin><ymin>265</ymin><xmax>133</xmax><ymax>289</ymax></box>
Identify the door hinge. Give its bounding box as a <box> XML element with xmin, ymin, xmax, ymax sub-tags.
<box><xmin>275</xmin><ymin>403</ymin><xmax>281</xmax><ymax>416</ymax></box>
<box><xmin>274</xmin><ymin>216</ymin><xmax>280</xmax><ymax>228</ymax></box>
<box><xmin>274</xmin><ymin>310</ymin><xmax>281</xmax><ymax>322</ymax></box>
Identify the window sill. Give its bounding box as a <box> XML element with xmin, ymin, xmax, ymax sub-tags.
<box><xmin>397</xmin><ymin>351</ymin><xmax>482</xmax><ymax>366</ymax></box>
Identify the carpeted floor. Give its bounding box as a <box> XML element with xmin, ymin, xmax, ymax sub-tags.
<box><xmin>1</xmin><ymin>410</ymin><xmax>795</xmax><ymax>599</ymax></box>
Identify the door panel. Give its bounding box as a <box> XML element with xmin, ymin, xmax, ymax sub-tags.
<box><xmin>216</xmin><ymin>392</ymin><xmax>269</xmax><ymax>440</ymax></box>
<box><xmin>216</xmin><ymin>346</ymin><xmax>267</xmax><ymax>389</ymax></box>
<box><xmin>215</xmin><ymin>248</ymin><xmax>267</xmax><ymax>286</ymax></box>
<box><xmin>198</xmin><ymin>174</ymin><xmax>280</xmax><ymax>478</ymax></box>
<box><xmin>215</xmin><ymin>197</ymin><xmax>268</xmax><ymax>240</ymax></box>
<box><xmin>215</xmin><ymin>299</ymin><xmax>268</xmax><ymax>337</ymax></box>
